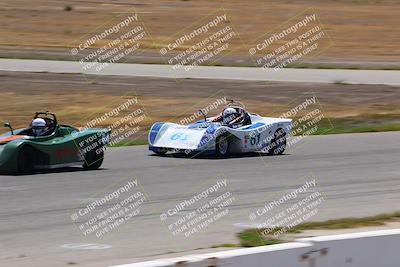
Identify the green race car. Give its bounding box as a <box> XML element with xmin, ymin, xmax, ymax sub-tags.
<box><xmin>0</xmin><ymin>112</ymin><xmax>111</xmax><ymax>175</ymax></box>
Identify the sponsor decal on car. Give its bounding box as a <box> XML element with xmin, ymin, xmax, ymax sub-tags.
<box><xmin>244</xmin><ymin>135</ymin><xmax>249</xmax><ymax>148</ymax></box>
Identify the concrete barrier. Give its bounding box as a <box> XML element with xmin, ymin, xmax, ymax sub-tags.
<box><xmin>110</xmin><ymin>229</ymin><xmax>400</xmax><ymax>267</ymax></box>
<box><xmin>110</xmin><ymin>242</ymin><xmax>313</xmax><ymax>267</ymax></box>
<box><xmin>297</xmin><ymin>229</ymin><xmax>400</xmax><ymax>267</ymax></box>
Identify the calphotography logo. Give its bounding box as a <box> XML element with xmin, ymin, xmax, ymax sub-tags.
<box><xmin>160</xmin><ymin>178</ymin><xmax>236</xmax><ymax>239</ymax></box>
<box><xmin>70</xmin><ymin>11</ymin><xmax>149</xmax><ymax>81</ymax></box>
<box><xmin>70</xmin><ymin>178</ymin><xmax>147</xmax><ymax>239</ymax></box>
<box><xmin>159</xmin><ymin>9</ymin><xmax>242</xmax><ymax>72</ymax></box>
<box><xmin>69</xmin><ymin>95</ymin><xmax>151</xmax><ymax>165</ymax></box>
<box><xmin>255</xmin><ymin>94</ymin><xmax>333</xmax><ymax>155</ymax></box>
<box><xmin>177</xmin><ymin>97</ymin><xmax>227</xmax><ymax>125</ymax></box>
<box><xmin>249</xmin><ymin>8</ymin><xmax>333</xmax><ymax>71</ymax></box>
<box><xmin>248</xmin><ymin>177</ymin><xmax>325</xmax><ymax>239</ymax></box>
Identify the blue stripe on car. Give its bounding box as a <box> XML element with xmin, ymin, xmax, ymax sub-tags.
<box><xmin>242</xmin><ymin>122</ymin><xmax>265</xmax><ymax>130</ymax></box>
<box><xmin>149</xmin><ymin>122</ymin><xmax>165</xmax><ymax>145</ymax></box>
<box><xmin>188</xmin><ymin>120</ymin><xmax>209</xmax><ymax>129</ymax></box>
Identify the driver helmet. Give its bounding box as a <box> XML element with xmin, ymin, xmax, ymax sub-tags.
<box><xmin>223</xmin><ymin>107</ymin><xmax>238</xmax><ymax>124</ymax></box>
<box><xmin>31</xmin><ymin>118</ymin><xmax>46</xmax><ymax>136</ymax></box>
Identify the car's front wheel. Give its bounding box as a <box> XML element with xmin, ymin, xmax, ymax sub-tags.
<box><xmin>216</xmin><ymin>135</ymin><xmax>230</xmax><ymax>158</ymax></box>
<box><xmin>18</xmin><ymin>146</ymin><xmax>35</xmax><ymax>174</ymax></box>
<box><xmin>83</xmin><ymin>148</ymin><xmax>104</xmax><ymax>170</ymax></box>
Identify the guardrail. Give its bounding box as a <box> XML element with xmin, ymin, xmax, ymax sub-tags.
<box><xmin>110</xmin><ymin>229</ymin><xmax>400</xmax><ymax>267</ymax></box>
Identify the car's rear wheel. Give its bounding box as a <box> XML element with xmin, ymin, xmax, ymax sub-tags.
<box><xmin>18</xmin><ymin>146</ymin><xmax>35</xmax><ymax>174</ymax></box>
<box><xmin>83</xmin><ymin>148</ymin><xmax>104</xmax><ymax>170</ymax></box>
<box><xmin>216</xmin><ymin>135</ymin><xmax>230</xmax><ymax>158</ymax></box>
<box><xmin>269</xmin><ymin>129</ymin><xmax>287</xmax><ymax>155</ymax></box>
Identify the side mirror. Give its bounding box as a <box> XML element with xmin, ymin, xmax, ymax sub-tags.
<box><xmin>4</xmin><ymin>122</ymin><xmax>14</xmax><ymax>135</ymax></box>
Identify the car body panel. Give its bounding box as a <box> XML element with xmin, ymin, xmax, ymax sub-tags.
<box><xmin>148</xmin><ymin>113</ymin><xmax>292</xmax><ymax>155</ymax></box>
<box><xmin>0</xmin><ymin>125</ymin><xmax>111</xmax><ymax>174</ymax></box>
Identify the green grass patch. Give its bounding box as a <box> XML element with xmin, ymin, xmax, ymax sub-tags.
<box><xmin>315</xmin><ymin>123</ymin><xmax>400</xmax><ymax>135</ymax></box>
<box><xmin>210</xmin><ymin>243</ymin><xmax>240</xmax><ymax>249</ymax></box>
<box><xmin>237</xmin><ymin>211</ymin><xmax>400</xmax><ymax>247</ymax></box>
<box><xmin>311</xmin><ymin>116</ymin><xmax>400</xmax><ymax>135</ymax></box>
<box><xmin>237</xmin><ymin>229</ymin><xmax>283</xmax><ymax>247</ymax></box>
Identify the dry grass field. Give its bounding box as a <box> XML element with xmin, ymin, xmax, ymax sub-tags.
<box><xmin>0</xmin><ymin>71</ymin><xmax>399</xmax><ymax>139</ymax></box>
<box><xmin>1</xmin><ymin>0</ymin><xmax>399</xmax><ymax>67</ymax></box>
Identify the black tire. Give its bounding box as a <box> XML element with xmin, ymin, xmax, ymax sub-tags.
<box><xmin>83</xmin><ymin>148</ymin><xmax>104</xmax><ymax>170</ymax></box>
<box><xmin>18</xmin><ymin>146</ymin><xmax>35</xmax><ymax>174</ymax></box>
<box><xmin>269</xmin><ymin>129</ymin><xmax>287</xmax><ymax>155</ymax></box>
<box><xmin>216</xmin><ymin>135</ymin><xmax>230</xmax><ymax>158</ymax></box>
<box><xmin>155</xmin><ymin>150</ymin><xmax>167</xmax><ymax>156</ymax></box>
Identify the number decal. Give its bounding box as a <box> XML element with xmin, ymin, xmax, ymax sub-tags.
<box><xmin>170</xmin><ymin>132</ymin><xmax>189</xmax><ymax>141</ymax></box>
<box><xmin>250</xmin><ymin>133</ymin><xmax>260</xmax><ymax>145</ymax></box>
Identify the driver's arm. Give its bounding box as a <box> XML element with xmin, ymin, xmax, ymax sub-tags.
<box><xmin>211</xmin><ymin>113</ymin><xmax>223</xmax><ymax>122</ymax></box>
<box><xmin>228</xmin><ymin>113</ymin><xmax>244</xmax><ymax>126</ymax></box>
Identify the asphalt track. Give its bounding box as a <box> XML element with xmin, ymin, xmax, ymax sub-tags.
<box><xmin>1</xmin><ymin>131</ymin><xmax>400</xmax><ymax>267</ymax></box>
<box><xmin>1</xmin><ymin>59</ymin><xmax>400</xmax><ymax>85</ymax></box>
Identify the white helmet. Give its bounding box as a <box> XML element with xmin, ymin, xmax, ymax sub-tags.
<box><xmin>32</xmin><ymin>118</ymin><xmax>46</xmax><ymax>136</ymax></box>
<box><xmin>223</xmin><ymin>107</ymin><xmax>238</xmax><ymax>124</ymax></box>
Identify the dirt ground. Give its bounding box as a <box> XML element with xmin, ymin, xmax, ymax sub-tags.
<box><xmin>0</xmin><ymin>71</ymin><xmax>399</xmax><ymax>135</ymax></box>
<box><xmin>1</xmin><ymin>0</ymin><xmax>400</xmax><ymax>67</ymax></box>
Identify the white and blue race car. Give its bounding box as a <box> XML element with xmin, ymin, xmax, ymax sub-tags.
<box><xmin>148</xmin><ymin>103</ymin><xmax>292</xmax><ymax>158</ymax></box>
